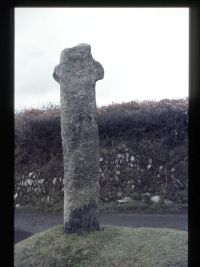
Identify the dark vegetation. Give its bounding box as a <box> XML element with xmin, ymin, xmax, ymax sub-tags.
<box><xmin>15</xmin><ymin>99</ymin><xmax>188</xmax><ymax>209</ymax></box>
<box><xmin>15</xmin><ymin>99</ymin><xmax>188</xmax><ymax>171</ymax></box>
<box><xmin>98</xmin><ymin>99</ymin><xmax>187</xmax><ymax>144</ymax></box>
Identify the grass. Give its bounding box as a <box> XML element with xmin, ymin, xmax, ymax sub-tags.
<box><xmin>15</xmin><ymin>225</ymin><xmax>188</xmax><ymax>267</ymax></box>
<box><xmin>100</xmin><ymin>200</ymin><xmax>187</xmax><ymax>214</ymax></box>
<box><xmin>16</xmin><ymin>199</ymin><xmax>188</xmax><ymax>214</ymax></box>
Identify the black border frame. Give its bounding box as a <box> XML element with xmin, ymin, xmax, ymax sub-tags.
<box><xmin>1</xmin><ymin>1</ymin><xmax>199</xmax><ymax>266</ymax></box>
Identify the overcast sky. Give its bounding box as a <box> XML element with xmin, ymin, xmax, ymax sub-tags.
<box><xmin>15</xmin><ymin>7</ymin><xmax>189</xmax><ymax>111</ymax></box>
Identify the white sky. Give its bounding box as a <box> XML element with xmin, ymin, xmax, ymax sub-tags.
<box><xmin>15</xmin><ymin>7</ymin><xmax>189</xmax><ymax>110</ymax></box>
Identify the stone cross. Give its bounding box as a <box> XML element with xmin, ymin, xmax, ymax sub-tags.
<box><xmin>53</xmin><ymin>44</ymin><xmax>104</xmax><ymax>233</ymax></box>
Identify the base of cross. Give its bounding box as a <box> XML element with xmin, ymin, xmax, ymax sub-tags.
<box><xmin>64</xmin><ymin>202</ymin><xmax>100</xmax><ymax>234</ymax></box>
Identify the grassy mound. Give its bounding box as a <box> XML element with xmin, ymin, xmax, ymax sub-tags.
<box><xmin>15</xmin><ymin>225</ymin><xmax>187</xmax><ymax>267</ymax></box>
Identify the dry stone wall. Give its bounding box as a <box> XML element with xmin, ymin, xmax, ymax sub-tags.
<box><xmin>14</xmin><ymin>95</ymin><xmax>188</xmax><ymax>211</ymax></box>
<box><xmin>14</xmin><ymin>142</ymin><xmax>188</xmax><ymax>209</ymax></box>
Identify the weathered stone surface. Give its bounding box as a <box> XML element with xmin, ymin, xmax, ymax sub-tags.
<box><xmin>53</xmin><ymin>43</ymin><xmax>104</xmax><ymax>233</ymax></box>
<box><xmin>150</xmin><ymin>195</ymin><xmax>160</xmax><ymax>203</ymax></box>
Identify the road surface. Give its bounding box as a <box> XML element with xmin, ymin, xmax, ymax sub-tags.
<box><xmin>14</xmin><ymin>211</ymin><xmax>188</xmax><ymax>244</ymax></box>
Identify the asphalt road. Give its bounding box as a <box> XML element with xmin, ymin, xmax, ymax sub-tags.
<box><xmin>14</xmin><ymin>211</ymin><xmax>188</xmax><ymax>244</ymax></box>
